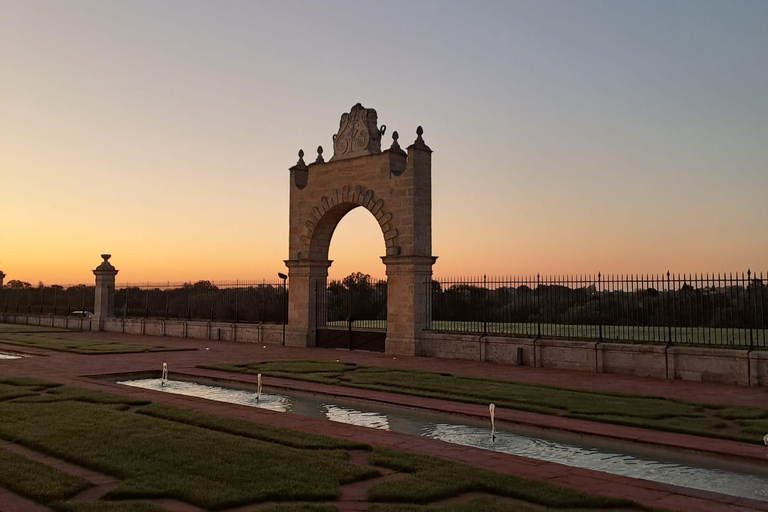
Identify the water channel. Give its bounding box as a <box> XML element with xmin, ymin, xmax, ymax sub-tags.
<box><xmin>118</xmin><ymin>377</ymin><xmax>768</xmax><ymax>502</ymax></box>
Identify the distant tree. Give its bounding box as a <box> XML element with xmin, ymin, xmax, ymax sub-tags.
<box><xmin>342</xmin><ymin>272</ymin><xmax>372</xmax><ymax>289</ymax></box>
<box><xmin>5</xmin><ymin>280</ymin><xmax>31</xmax><ymax>289</ymax></box>
<box><xmin>188</xmin><ymin>280</ymin><xmax>219</xmax><ymax>292</ymax></box>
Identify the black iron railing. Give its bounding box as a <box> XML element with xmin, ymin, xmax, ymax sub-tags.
<box><xmin>115</xmin><ymin>280</ymin><xmax>287</xmax><ymax>324</ymax></box>
<box><xmin>1</xmin><ymin>284</ymin><xmax>95</xmax><ymax>316</ymax></box>
<box><xmin>430</xmin><ymin>271</ymin><xmax>767</xmax><ymax>347</ymax></box>
<box><xmin>321</xmin><ymin>274</ymin><xmax>386</xmax><ymax>330</ymax></box>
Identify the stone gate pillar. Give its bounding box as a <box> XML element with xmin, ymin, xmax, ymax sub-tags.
<box><xmin>382</xmin><ymin>256</ymin><xmax>437</xmax><ymax>355</ymax></box>
<box><xmin>285</xmin><ymin>104</ymin><xmax>436</xmax><ymax>356</ymax></box>
<box><xmin>93</xmin><ymin>254</ymin><xmax>118</xmax><ymax>331</ymax></box>
<box><xmin>284</xmin><ymin>259</ymin><xmax>331</xmax><ymax>347</ymax></box>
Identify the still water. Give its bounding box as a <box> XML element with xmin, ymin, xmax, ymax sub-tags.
<box><xmin>118</xmin><ymin>377</ymin><xmax>768</xmax><ymax>502</ymax></box>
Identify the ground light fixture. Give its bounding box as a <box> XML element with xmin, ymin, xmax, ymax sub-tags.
<box><xmin>278</xmin><ymin>273</ymin><xmax>288</xmax><ymax>345</ymax></box>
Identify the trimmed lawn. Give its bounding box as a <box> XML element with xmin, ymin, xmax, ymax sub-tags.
<box><xmin>0</xmin><ymin>378</ymin><xmax>648</xmax><ymax>512</ymax></box>
<box><xmin>0</xmin><ymin>379</ymin><xmax>373</xmax><ymax>510</ymax></box>
<box><xmin>0</xmin><ymin>331</ymin><xmax>184</xmax><ymax>354</ymax></box>
<box><xmin>202</xmin><ymin>360</ymin><xmax>768</xmax><ymax>444</ymax></box>
<box><xmin>0</xmin><ymin>448</ymin><xmax>89</xmax><ymax>503</ymax></box>
<box><xmin>366</xmin><ymin>448</ymin><xmax>634</xmax><ymax>509</ymax></box>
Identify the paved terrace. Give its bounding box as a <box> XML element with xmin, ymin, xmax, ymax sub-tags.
<box><xmin>1</xmin><ymin>327</ymin><xmax>767</xmax><ymax>512</ymax></box>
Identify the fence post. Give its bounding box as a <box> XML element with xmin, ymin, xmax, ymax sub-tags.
<box><xmin>235</xmin><ymin>280</ymin><xmax>239</xmax><ymax>323</ymax></box>
<box><xmin>748</xmin><ymin>269</ymin><xmax>754</xmax><ymax>350</ymax></box>
<box><xmin>666</xmin><ymin>271</ymin><xmax>672</xmax><ymax>345</ymax></box>
<box><xmin>347</xmin><ymin>282</ymin><xmax>353</xmax><ymax>350</ymax></box>
<box><xmin>536</xmin><ymin>274</ymin><xmax>541</xmax><ymax>337</ymax></box>
<box><xmin>483</xmin><ymin>274</ymin><xmax>488</xmax><ymax>337</ymax></box>
<box><xmin>598</xmin><ymin>273</ymin><xmax>603</xmax><ymax>342</ymax></box>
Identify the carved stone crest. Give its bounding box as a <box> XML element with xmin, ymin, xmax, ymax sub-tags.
<box><xmin>331</xmin><ymin>103</ymin><xmax>384</xmax><ymax>161</ymax></box>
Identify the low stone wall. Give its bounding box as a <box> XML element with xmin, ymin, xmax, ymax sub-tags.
<box><xmin>0</xmin><ymin>313</ymin><xmax>284</xmax><ymax>345</ymax></box>
<box><xmin>418</xmin><ymin>332</ymin><xmax>766</xmax><ymax>387</ymax></box>
<box><xmin>1</xmin><ymin>313</ymin><xmax>93</xmax><ymax>332</ymax></box>
<box><xmin>2</xmin><ymin>313</ymin><xmax>764</xmax><ymax>387</ymax></box>
<box><xmin>99</xmin><ymin>317</ymin><xmax>284</xmax><ymax>345</ymax></box>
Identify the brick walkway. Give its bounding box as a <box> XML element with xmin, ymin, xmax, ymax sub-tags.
<box><xmin>2</xmin><ymin>328</ymin><xmax>768</xmax><ymax>512</ymax></box>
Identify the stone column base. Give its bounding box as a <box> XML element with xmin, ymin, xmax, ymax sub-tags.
<box><xmin>385</xmin><ymin>336</ymin><xmax>417</xmax><ymax>356</ymax></box>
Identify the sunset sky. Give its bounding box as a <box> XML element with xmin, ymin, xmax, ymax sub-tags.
<box><xmin>1</xmin><ymin>0</ymin><xmax>766</xmax><ymax>285</ymax></box>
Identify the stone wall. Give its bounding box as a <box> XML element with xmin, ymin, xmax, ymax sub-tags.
<box><xmin>2</xmin><ymin>313</ymin><xmax>764</xmax><ymax>386</ymax></box>
<box><xmin>1</xmin><ymin>313</ymin><xmax>284</xmax><ymax>345</ymax></box>
<box><xmin>417</xmin><ymin>332</ymin><xmax>767</xmax><ymax>386</ymax></box>
<box><xmin>1</xmin><ymin>313</ymin><xmax>94</xmax><ymax>332</ymax></box>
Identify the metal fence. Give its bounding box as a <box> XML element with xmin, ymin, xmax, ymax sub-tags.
<box><xmin>321</xmin><ymin>274</ymin><xmax>387</xmax><ymax>330</ymax></box>
<box><xmin>115</xmin><ymin>280</ymin><xmax>288</xmax><ymax>324</ymax></box>
<box><xmin>0</xmin><ymin>284</ymin><xmax>95</xmax><ymax>315</ymax></box>
<box><xmin>430</xmin><ymin>271</ymin><xmax>767</xmax><ymax>347</ymax></box>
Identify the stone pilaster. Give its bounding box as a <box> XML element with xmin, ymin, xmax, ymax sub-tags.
<box><xmin>93</xmin><ymin>254</ymin><xmax>118</xmax><ymax>331</ymax></box>
<box><xmin>284</xmin><ymin>259</ymin><xmax>332</xmax><ymax>347</ymax></box>
<box><xmin>382</xmin><ymin>255</ymin><xmax>437</xmax><ymax>356</ymax></box>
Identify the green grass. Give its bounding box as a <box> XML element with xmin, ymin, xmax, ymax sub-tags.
<box><xmin>55</xmin><ymin>502</ymin><xmax>168</xmax><ymax>512</ymax></box>
<box><xmin>0</xmin><ymin>379</ymin><xmax>649</xmax><ymax>512</ymax></box>
<box><xmin>0</xmin><ymin>447</ymin><xmax>90</xmax><ymax>503</ymax></box>
<box><xmin>324</xmin><ymin>320</ymin><xmax>765</xmax><ymax>347</ymax></box>
<box><xmin>0</xmin><ymin>379</ymin><xmax>375</xmax><ymax>509</ymax></box>
<box><xmin>0</xmin><ymin>331</ymin><xmax>183</xmax><ymax>354</ymax></box>
<box><xmin>366</xmin><ymin>448</ymin><xmax>637</xmax><ymax>509</ymax></box>
<box><xmin>137</xmin><ymin>403</ymin><xmax>369</xmax><ymax>450</ymax></box>
<box><xmin>203</xmin><ymin>360</ymin><xmax>768</xmax><ymax>445</ymax></box>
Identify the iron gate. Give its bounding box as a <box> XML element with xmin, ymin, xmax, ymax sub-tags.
<box><xmin>315</xmin><ymin>275</ymin><xmax>386</xmax><ymax>352</ymax></box>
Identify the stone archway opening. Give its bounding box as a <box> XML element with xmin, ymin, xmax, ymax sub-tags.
<box><xmin>313</xmin><ymin>203</ymin><xmax>389</xmax><ymax>352</ymax></box>
<box><xmin>327</xmin><ymin>206</ymin><xmax>388</xmax><ymax>280</ymax></box>
<box><xmin>284</xmin><ymin>103</ymin><xmax>436</xmax><ymax>356</ymax></box>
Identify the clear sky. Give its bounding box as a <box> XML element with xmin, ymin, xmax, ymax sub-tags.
<box><xmin>1</xmin><ymin>0</ymin><xmax>766</xmax><ymax>285</ymax></box>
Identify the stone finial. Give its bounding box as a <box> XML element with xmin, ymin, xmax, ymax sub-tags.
<box><xmin>411</xmin><ymin>125</ymin><xmax>432</xmax><ymax>152</ymax></box>
<box><xmin>330</xmin><ymin>103</ymin><xmax>383</xmax><ymax>161</ymax></box>
<box><xmin>315</xmin><ymin>146</ymin><xmax>325</xmax><ymax>163</ymax></box>
<box><xmin>0</xmin><ymin>270</ymin><xmax>5</xmax><ymax>288</ymax></box>
<box><xmin>391</xmin><ymin>131</ymin><xmax>400</xmax><ymax>149</ymax></box>
<box><xmin>290</xmin><ymin>149</ymin><xmax>308</xmax><ymax>172</ymax></box>
<box><xmin>290</xmin><ymin>149</ymin><xmax>309</xmax><ymax>189</ymax></box>
<box><xmin>94</xmin><ymin>254</ymin><xmax>117</xmax><ymax>273</ymax></box>
<box><xmin>388</xmin><ymin>130</ymin><xmax>406</xmax><ymax>158</ymax></box>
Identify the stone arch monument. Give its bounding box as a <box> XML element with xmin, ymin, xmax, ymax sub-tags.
<box><xmin>285</xmin><ymin>103</ymin><xmax>436</xmax><ymax>355</ymax></box>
